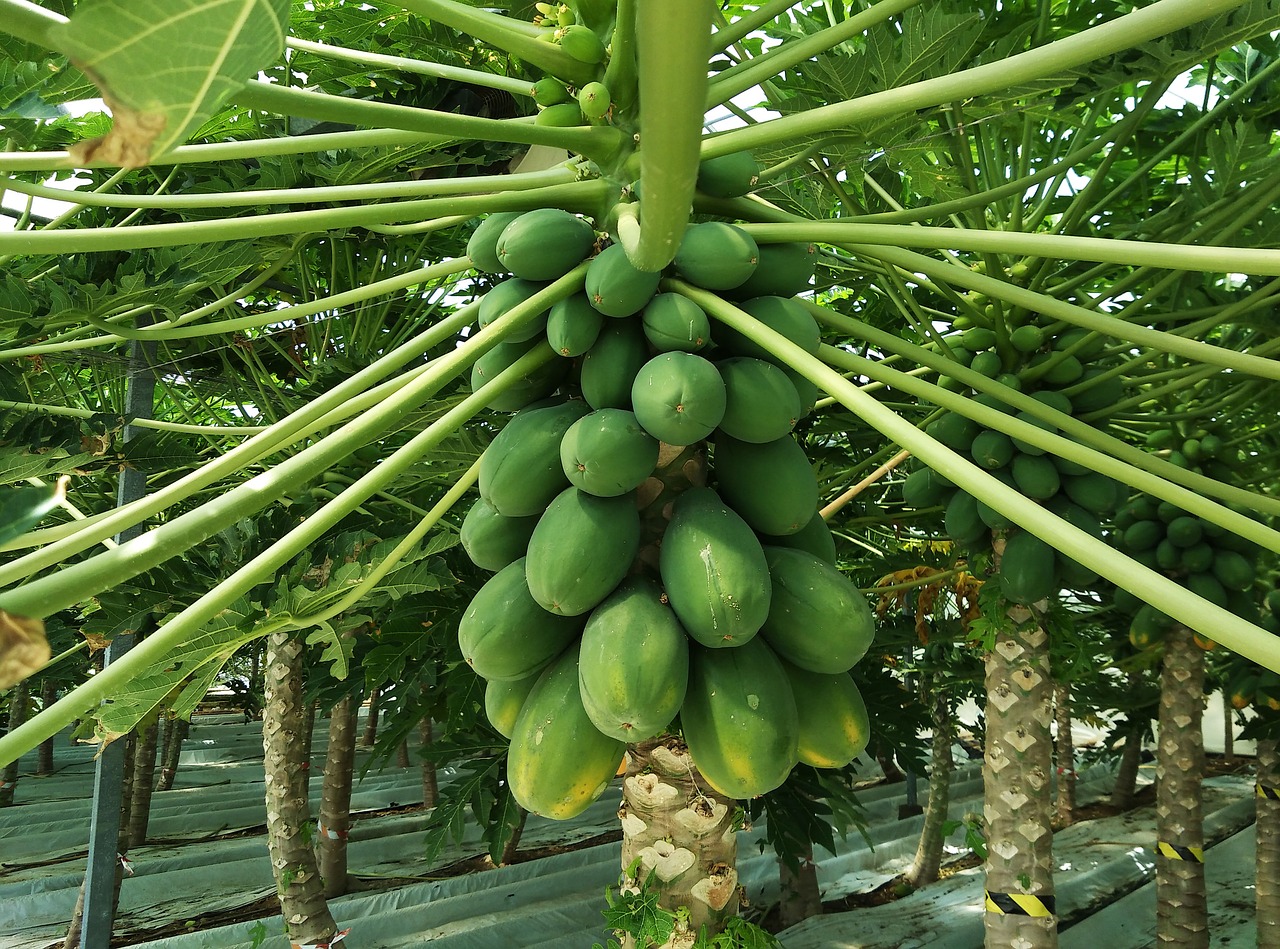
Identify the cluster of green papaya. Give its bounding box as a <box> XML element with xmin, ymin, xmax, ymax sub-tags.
<box><xmin>901</xmin><ymin>324</ymin><xmax>1126</xmax><ymax>603</ymax></box>
<box><xmin>1225</xmin><ymin>593</ymin><xmax>1280</xmax><ymax>711</ymax></box>
<box><xmin>525</xmin><ymin>3</ymin><xmax>615</xmax><ymax>127</ymax></box>
<box><xmin>1114</xmin><ymin>496</ymin><xmax>1265</xmax><ymax>651</ymax></box>
<box><xmin>457</xmin><ymin>205</ymin><xmax>880</xmax><ymax>820</ymax></box>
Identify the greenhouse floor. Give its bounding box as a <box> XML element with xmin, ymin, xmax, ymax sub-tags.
<box><xmin>0</xmin><ymin>714</ymin><xmax>1260</xmax><ymax>948</ymax></box>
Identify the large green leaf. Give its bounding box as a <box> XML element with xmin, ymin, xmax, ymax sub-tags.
<box><xmin>48</xmin><ymin>0</ymin><xmax>289</xmax><ymax>166</ymax></box>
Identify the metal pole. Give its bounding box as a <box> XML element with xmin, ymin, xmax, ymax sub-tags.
<box><xmin>80</xmin><ymin>324</ymin><xmax>156</xmax><ymax>949</ymax></box>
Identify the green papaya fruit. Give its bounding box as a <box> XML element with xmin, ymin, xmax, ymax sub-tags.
<box><xmin>630</xmin><ymin>352</ymin><xmax>727</xmax><ymax>446</ymax></box>
<box><xmin>480</xmin><ymin>400</ymin><xmax>589</xmax><ymax>516</ymax></box>
<box><xmin>695</xmin><ymin>151</ymin><xmax>760</xmax><ymax>198</ymax></box>
<box><xmin>577</xmin><ymin>576</ymin><xmax>689</xmax><ymax>741</ymax></box>
<box><xmin>759</xmin><ymin>546</ymin><xmax>874</xmax><ymax>673</ymax></box>
<box><xmin>557</xmin><ymin>24</ymin><xmax>605</xmax><ymax>63</ymax></box>
<box><xmin>467</xmin><ymin>211</ymin><xmax>524</xmax><ymax>274</ymax></box>
<box><xmin>458</xmin><ymin>558</ymin><xmax>585</xmax><ymax>680</ymax></box>
<box><xmin>485</xmin><ymin>673</ymin><xmax>540</xmax><ymax>739</ymax></box>
<box><xmin>469</xmin><ymin>338</ymin><xmax>567</xmax><ymax>412</ymax></box>
<box><xmin>507</xmin><ymin>644</ymin><xmax>626</xmax><ymax>819</ymax></box>
<box><xmin>659</xmin><ymin>487</ymin><xmax>772</xmax><ymax>648</ymax></box>
<box><xmin>781</xmin><ymin>663</ymin><xmax>870</xmax><ymax>769</ymax></box>
<box><xmin>729</xmin><ymin>242</ymin><xmax>817</xmax><ymax>299</ymax></box>
<box><xmin>998</xmin><ymin>530</ymin><xmax>1057</xmax><ymax>604</ymax></box>
<box><xmin>713</xmin><ymin>434</ymin><xmax>818</xmax><ymax>536</ymax></box>
<box><xmin>585</xmin><ymin>244</ymin><xmax>663</xmax><ymax>316</ymax></box>
<box><xmin>680</xmin><ymin>638</ymin><xmax>799</xmax><ymax>799</ymax></box>
<box><xmin>478</xmin><ymin>278</ymin><xmax>552</xmax><ymax>342</ymax></box>
<box><xmin>496</xmin><ymin>209</ymin><xmax>595</xmax><ymax>281</ymax></box>
<box><xmin>759</xmin><ymin>510</ymin><xmax>837</xmax><ymax>565</ymax></box>
<box><xmin>559</xmin><ymin>408</ymin><xmax>660</xmax><ymax>497</ymax></box>
<box><xmin>673</xmin><ymin>222</ymin><xmax>759</xmax><ymax>291</ymax></box>
<box><xmin>715</xmin><ymin>356</ymin><xmax>800</xmax><ymax>444</ymax></box>
<box><xmin>641</xmin><ymin>293</ymin><xmax>711</xmax><ymax>352</ymax></box>
<box><xmin>460</xmin><ymin>496</ymin><xmax>540</xmax><ymax>571</ymax></box>
<box><xmin>546</xmin><ymin>291</ymin><xmax>605</xmax><ymax>357</ymax></box>
<box><xmin>580</xmin><ymin>319</ymin><xmax>649</xmax><ymax>409</ymax></box>
<box><xmin>715</xmin><ymin>295</ymin><xmax>820</xmax><ymax>363</ymax></box>
<box><xmin>525</xmin><ymin>487</ymin><xmax>640</xmax><ymax>616</ymax></box>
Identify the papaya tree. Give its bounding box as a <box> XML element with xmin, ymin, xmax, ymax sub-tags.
<box><xmin>4</xmin><ymin>2</ymin><xmax>1280</xmax><ymax>946</ymax></box>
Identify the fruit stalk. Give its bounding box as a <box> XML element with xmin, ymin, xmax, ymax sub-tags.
<box><xmin>624</xmin><ymin>0</ymin><xmax>713</xmax><ymax>271</ymax></box>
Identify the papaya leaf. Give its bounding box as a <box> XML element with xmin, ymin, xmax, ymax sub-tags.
<box><xmin>306</xmin><ymin>619</ymin><xmax>356</xmax><ymax>681</ymax></box>
<box><xmin>92</xmin><ymin>596</ymin><xmax>260</xmax><ymax>743</ymax></box>
<box><xmin>47</xmin><ymin>0</ymin><xmax>290</xmax><ymax>167</ymax></box>
<box><xmin>0</xmin><ymin>482</ymin><xmax>64</xmax><ymax>547</ymax></box>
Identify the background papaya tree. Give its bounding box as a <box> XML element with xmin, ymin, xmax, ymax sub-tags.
<box><xmin>3</xmin><ymin>1</ymin><xmax>1280</xmax><ymax>946</ymax></box>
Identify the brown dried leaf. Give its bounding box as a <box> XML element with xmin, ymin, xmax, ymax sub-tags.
<box><xmin>68</xmin><ymin>91</ymin><xmax>167</xmax><ymax>170</ymax></box>
<box><xmin>0</xmin><ymin>611</ymin><xmax>50</xmax><ymax>689</ymax></box>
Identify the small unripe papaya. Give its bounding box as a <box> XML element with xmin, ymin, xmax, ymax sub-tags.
<box><xmin>536</xmin><ymin>102</ymin><xmax>584</xmax><ymax>127</ymax></box>
<box><xmin>532</xmin><ymin>76</ymin><xmax>572</xmax><ymax>107</ymax></box>
<box><xmin>577</xmin><ymin>81</ymin><xmax>611</xmax><ymax>120</ymax></box>
<box><xmin>557</xmin><ymin>24</ymin><xmax>605</xmax><ymax>63</ymax></box>
<box><xmin>696</xmin><ymin>151</ymin><xmax>760</xmax><ymax>198</ymax></box>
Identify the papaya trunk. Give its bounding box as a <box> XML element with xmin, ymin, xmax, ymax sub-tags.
<box><xmin>906</xmin><ymin>691</ymin><xmax>955</xmax><ymax>888</ymax></box>
<box><xmin>0</xmin><ymin>680</ymin><xmax>30</xmax><ymax>805</ymax></box>
<box><xmin>396</xmin><ymin>739</ymin><xmax>410</xmax><ymax>768</ymax></box>
<box><xmin>1111</xmin><ymin>674</ymin><xmax>1147</xmax><ymax>811</ymax></box>
<box><xmin>1054</xmin><ymin>682</ymin><xmax>1076</xmax><ymax>827</ymax></box>
<box><xmin>500</xmin><ymin>805</ymin><xmax>527</xmax><ymax>866</ymax></box>
<box><xmin>317</xmin><ymin>694</ymin><xmax>357</xmax><ymax>899</ymax></box>
<box><xmin>263</xmin><ymin>630</ymin><xmax>339</xmax><ymax>945</ymax></box>
<box><xmin>156</xmin><ymin>718</ymin><xmax>188</xmax><ymax>792</ymax></box>
<box><xmin>37</xmin><ymin>680</ymin><xmax>56</xmax><ymax>775</ymax></box>
<box><xmin>301</xmin><ymin>699</ymin><xmax>317</xmax><ymax>794</ymax></box>
<box><xmin>982</xmin><ymin>570</ymin><xmax>1057</xmax><ymax>949</ymax></box>
<box><xmin>419</xmin><ymin>717</ymin><xmax>438</xmax><ymax>807</ymax></box>
<box><xmin>1258</xmin><ymin>738</ymin><xmax>1280</xmax><ymax>949</ymax></box>
<box><xmin>776</xmin><ymin>843</ymin><xmax>822</xmax><ymax>928</ymax></box>
<box><xmin>1221</xmin><ymin>691</ymin><xmax>1235</xmax><ymax>767</ymax></box>
<box><xmin>361</xmin><ymin>687</ymin><xmax>380</xmax><ymax>747</ymax></box>
<box><xmin>1155</xmin><ymin>624</ymin><xmax>1208</xmax><ymax>948</ymax></box>
<box><xmin>620</xmin><ymin>736</ymin><xmax>739</xmax><ymax>947</ymax></box>
<box><xmin>127</xmin><ymin>713</ymin><xmax>160</xmax><ymax>847</ymax></box>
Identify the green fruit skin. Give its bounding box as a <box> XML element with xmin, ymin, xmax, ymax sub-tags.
<box><xmin>759</xmin><ymin>511</ymin><xmax>837</xmax><ymax>565</ymax></box>
<box><xmin>547</xmin><ymin>292</ymin><xmax>606</xmax><ymax>357</ymax></box>
<box><xmin>559</xmin><ymin>408</ymin><xmax>660</xmax><ymax>497</ymax></box>
<box><xmin>716</xmin><ymin>296</ymin><xmax>821</xmax><ymax>363</ymax></box>
<box><xmin>577</xmin><ymin>80</ymin><xmax>611</xmax><ymax>119</ymax></box>
<box><xmin>496</xmin><ymin>209</ymin><xmax>596</xmax><ymax>281</ymax></box>
<box><xmin>759</xmin><ymin>546</ymin><xmax>875</xmax><ymax>673</ymax></box>
<box><xmin>680</xmin><ymin>638</ymin><xmax>800</xmax><ymax>800</ymax></box>
<box><xmin>467</xmin><ymin>211</ymin><xmax>525</xmax><ymax>273</ymax></box>
<box><xmin>507</xmin><ymin>644</ymin><xmax>626</xmax><ymax>820</ymax></box>
<box><xmin>458</xmin><ymin>558</ymin><xmax>585</xmax><ymax>680</ymax></box>
<box><xmin>695</xmin><ymin>151</ymin><xmax>760</xmax><ymax>198</ymax></box>
<box><xmin>998</xmin><ymin>530</ymin><xmax>1057</xmax><ymax>605</ymax></box>
<box><xmin>673</xmin><ymin>222</ymin><xmax>760</xmax><ymax>291</ymax></box>
<box><xmin>715</xmin><ymin>356</ymin><xmax>800</xmax><ymax>444</ymax></box>
<box><xmin>469</xmin><ymin>338</ymin><xmax>568</xmax><ymax>413</ymax></box>
<box><xmin>641</xmin><ymin>293</ymin><xmax>711</xmax><ymax>352</ymax></box>
<box><xmin>659</xmin><ymin>487</ymin><xmax>772</xmax><ymax>648</ymax></box>
<box><xmin>532</xmin><ymin>76</ymin><xmax>572</xmax><ymax>106</ymax></box>
<box><xmin>478</xmin><ymin>278</ymin><xmax>552</xmax><ymax>342</ymax></box>
<box><xmin>480</xmin><ymin>401</ymin><xmax>590</xmax><ymax>516</ymax></box>
<box><xmin>902</xmin><ymin>467</ymin><xmax>951</xmax><ymax>509</ymax></box>
<box><xmin>577</xmin><ymin>576</ymin><xmax>690</xmax><ymax>741</ymax></box>
<box><xmin>580</xmin><ymin>319</ymin><xmax>650</xmax><ymax>409</ymax></box>
<box><xmin>525</xmin><ymin>487</ymin><xmax>641</xmax><ymax>616</ymax></box>
<box><xmin>536</xmin><ymin>102</ymin><xmax>584</xmax><ymax>126</ymax></box>
<box><xmin>630</xmin><ymin>352</ymin><xmax>727</xmax><ymax>446</ymax></box>
<box><xmin>485</xmin><ymin>673</ymin><xmax>540</xmax><ymax>739</ymax></box>
<box><xmin>944</xmin><ymin>490</ymin><xmax>986</xmax><ymax>546</ymax></box>
<box><xmin>460</xmin><ymin>496</ymin><xmax>540</xmax><ymax>571</ymax></box>
<box><xmin>585</xmin><ymin>244</ymin><xmax>663</xmax><ymax>317</ymax></box>
<box><xmin>781</xmin><ymin>662</ymin><xmax>871</xmax><ymax>769</ymax></box>
<box><xmin>729</xmin><ymin>242</ymin><xmax>816</xmax><ymax>299</ymax></box>
<box><xmin>1011</xmin><ymin>452</ymin><xmax>1060</xmax><ymax>500</ymax></box>
<box><xmin>557</xmin><ymin>24</ymin><xmax>606</xmax><ymax>63</ymax></box>
<box><xmin>971</xmin><ymin>430</ymin><xmax>1015</xmax><ymax>470</ymax></box>
<box><xmin>713</xmin><ymin>434</ymin><xmax>819</xmax><ymax>536</ymax></box>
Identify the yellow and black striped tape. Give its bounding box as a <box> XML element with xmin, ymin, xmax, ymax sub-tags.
<box><xmin>984</xmin><ymin>890</ymin><xmax>1056</xmax><ymax>918</ymax></box>
<box><xmin>1257</xmin><ymin>784</ymin><xmax>1280</xmax><ymax>801</ymax></box>
<box><xmin>1156</xmin><ymin>841</ymin><xmax>1204</xmax><ymax>862</ymax></box>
